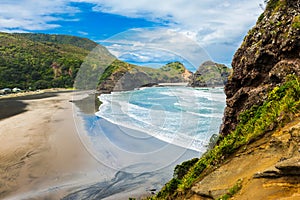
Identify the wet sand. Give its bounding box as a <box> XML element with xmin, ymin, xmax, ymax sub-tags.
<box><xmin>0</xmin><ymin>91</ymin><xmax>104</xmax><ymax>199</ymax></box>
<box><xmin>0</xmin><ymin>90</ymin><xmax>199</xmax><ymax>199</ymax></box>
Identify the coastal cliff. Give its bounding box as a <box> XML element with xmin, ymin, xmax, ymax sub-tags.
<box><xmin>151</xmin><ymin>0</ymin><xmax>300</xmax><ymax>199</ymax></box>
<box><xmin>97</xmin><ymin>61</ymin><xmax>192</xmax><ymax>93</ymax></box>
<box><xmin>189</xmin><ymin>61</ymin><xmax>231</xmax><ymax>87</ymax></box>
<box><xmin>221</xmin><ymin>0</ymin><xmax>300</xmax><ymax>135</ymax></box>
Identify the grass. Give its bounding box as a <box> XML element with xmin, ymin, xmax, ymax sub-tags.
<box><xmin>258</xmin><ymin>13</ymin><xmax>265</xmax><ymax>23</ymax></box>
<box><xmin>266</xmin><ymin>0</ymin><xmax>286</xmax><ymax>13</ymax></box>
<box><xmin>217</xmin><ymin>179</ymin><xmax>243</xmax><ymax>200</ymax></box>
<box><xmin>292</xmin><ymin>15</ymin><xmax>300</xmax><ymax>29</ymax></box>
<box><xmin>98</xmin><ymin>60</ymin><xmax>124</xmax><ymax>84</ymax></box>
<box><xmin>152</xmin><ymin>75</ymin><xmax>300</xmax><ymax>199</ymax></box>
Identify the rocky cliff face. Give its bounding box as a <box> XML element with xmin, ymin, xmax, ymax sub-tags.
<box><xmin>189</xmin><ymin>61</ymin><xmax>231</xmax><ymax>87</ymax></box>
<box><xmin>97</xmin><ymin>61</ymin><xmax>192</xmax><ymax>93</ymax></box>
<box><xmin>221</xmin><ymin>0</ymin><xmax>300</xmax><ymax>135</ymax></box>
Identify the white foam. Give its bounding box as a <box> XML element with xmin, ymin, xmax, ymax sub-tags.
<box><xmin>95</xmin><ymin>87</ymin><xmax>226</xmax><ymax>152</ymax></box>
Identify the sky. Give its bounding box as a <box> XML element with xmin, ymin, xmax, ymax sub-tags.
<box><xmin>0</xmin><ymin>0</ymin><xmax>265</xmax><ymax>71</ymax></box>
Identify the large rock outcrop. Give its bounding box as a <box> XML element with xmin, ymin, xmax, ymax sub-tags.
<box><xmin>189</xmin><ymin>61</ymin><xmax>231</xmax><ymax>87</ymax></box>
<box><xmin>97</xmin><ymin>61</ymin><xmax>192</xmax><ymax>93</ymax></box>
<box><xmin>221</xmin><ymin>0</ymin><xmax>300</xmax><ymax>135</ymax></box>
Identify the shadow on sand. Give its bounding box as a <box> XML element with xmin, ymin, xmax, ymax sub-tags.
<box><xmin>0</xmin><ymin>92</ymin><xmax>65</xmax><ymax>120</ymax></box>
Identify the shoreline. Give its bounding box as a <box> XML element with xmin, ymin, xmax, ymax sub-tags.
<box><xmin>0</xmin><ymin>90</ymin><xmax>200</xmax><ymax>199</ymax></box>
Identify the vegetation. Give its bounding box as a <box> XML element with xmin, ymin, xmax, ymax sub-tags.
<box><xmin>0</xmin><ymin>32</ymin><xmax>106</xmax><ymax>90</ymax></box>
<box><xmin>0</xmin><ymin>33</ymin><xmax>116</xmax><ymax>90</ymax></box>
<box><xmin>174</xmin><ymin>158</ymin><xmax>199</xmax><ymax>180</ymax></box>
<box><xmin>97</xmin><ymin>60</ymin><xmax>191</xmax><ymax>92</ymax></box>
<box><xmin>161</xmin><ymin>61</ymin><xmax>185</xmax><ymax>73</ymax></box>
<box><xmin>265</xmin><ymin>0</ymin><xmax>287</xmax><ymax>12</ymax></box>
<box><xmin>98</xmin><ymin>60</ymin><xmax>126</xmax><ymax>83</ymax></box>
<box><xmin>13</xmin><ymin>33</ymin><xmax>98</xmax><ymax>51</ymax></box>
<box><xmin>190</xmin><ymin>61</ymin><xmax>231</xmax><ymax>87</ymax></box>
<box><xmin>258</xmin><ymin>13</ymin><xmax>265</xmax><ymax>22</ymax></box>
<box><xmin>152</xmin><ymin>75</ymin><xmax>300</xmax><ymax>199</ymax></box>
<box><xmin>292</xmin><ymin>15</ymin><xmax>300</xmax><ymax>29</ymax></box>
<box><xmin>0</xmin><ymin>32</ymin><xmax>190</xmax><ymax>91</ymax></box>
<box><xmin>265</xmin><ymin>0</ymin><xmax>280</xmax><ymax>10</ymax></box>
<box><xmin>217</xmin><ymin>179</ymin><xmax>243</xmax><ymax>200</ymax></box>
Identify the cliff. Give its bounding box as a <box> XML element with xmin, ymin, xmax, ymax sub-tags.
<box><xmin>97</xmin><ymin>61</ymin><xmax>192</xmax><ymax>93</ymax></box>
<box><xmin>150</xmin><ymin>0</ymin><xmax>300</xmax><ymax>199</ymax></box>
<box><xmin>189</xmin><ymin>61</ymin><xmax>231</xmax><ymax>87</ymax></box>
<box><xmin>221</xmin><ymin>0</ymin><xmax>300</xmax><ymax>135</ymax></box>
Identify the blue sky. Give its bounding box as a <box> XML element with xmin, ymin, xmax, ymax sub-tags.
<box><xmin>0</xmin><ymin>0</ymin><xmax>264</xmax><ymax>70</ymax></box>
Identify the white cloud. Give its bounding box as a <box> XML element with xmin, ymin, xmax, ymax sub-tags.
<box><xmin>74</xmin><ymin>0</ymin><xmax>264</xmax><ymax>64</ymax></box>
<box><xmin>100</xmin><ymin>28</ymin><xmax>211</xmax><ymax>71</ymax></box>
<box><xmin>73</xmin><ymin>0</ymin><xmax>263</xmax><ymax>45</ymax></box>
<box><xmin>0</xmin><ymin>0</ymin><xmax>265</xmax><ymax>65</ymax></box>
<box><xmin>0</xmin><ymin>0</ymin><xmax>79</xmax><ymax>31</ymax></box>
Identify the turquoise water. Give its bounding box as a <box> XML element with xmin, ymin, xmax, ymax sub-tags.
<box><xmin>96</xmin><ymin>86</ymin><xmax>226</xmax><ymax>152</ymax></box>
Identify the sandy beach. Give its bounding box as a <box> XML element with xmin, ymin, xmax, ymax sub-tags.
<box><xmin>0</xmin><ymin>90</ymin><xmax>105</xmax><ymax>199</ymax></box>
<box><xmin>0</xmin><ymin>90</ymin><xmax>199</xmax><ymax>200</ymax></box>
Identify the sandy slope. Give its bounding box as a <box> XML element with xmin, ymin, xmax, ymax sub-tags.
<box><xmin>189</xmin><ymin>117</ymin><xmax>300</xmax><ymax>200</ymax></box>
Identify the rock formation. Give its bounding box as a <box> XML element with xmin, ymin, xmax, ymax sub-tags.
<box><xmin>189</xmin><ymin>61</ymin><xmax>231</xmax><ymax>87</ymax></box>
<box><xmin>221</xmin><ymin>0</ymin><xmax>300</xmax><ymax>135</ymax></box>
<box><xmin>97</xmin><ymin>61</ymin><xmax>192</xmax><ymax>93</ymax></box>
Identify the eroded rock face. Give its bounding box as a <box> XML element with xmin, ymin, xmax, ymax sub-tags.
<box><xmin>189</xmin><ymin>61</ymin><xmax>231</xmax><ymax>87</ymax></box>
<box><xmin>221</xmin><ymin>0</ymin><xmax>300</xmax><ymax>135</ymax></box>
<box><xmin>97</xmin><ymin>61</ymin><xmax>192</xmax><ymax>93</ymax></box>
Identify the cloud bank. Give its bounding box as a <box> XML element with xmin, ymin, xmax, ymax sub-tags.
<box><xmin>0</xmin><ymin>0</ymin><xmax>264</xmax><ymax>65</ymax></box>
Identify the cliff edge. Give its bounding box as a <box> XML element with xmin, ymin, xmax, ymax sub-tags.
<box><xmin>221</xmin><ymin>0</ymin><xmax>300</xmax><ymax>135</ymax></box>
<box><xmin>189</xmin><ymin>61</ymin><xmax>231</xmax><ymax>87</ymax></box>
<box><xmin>150</xmin><ymin>1</ymin><xmax>300</xmax><ymax>199</ymax></box>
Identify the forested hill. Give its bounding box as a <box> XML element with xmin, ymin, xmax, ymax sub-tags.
<box><xmin>13</xmin><ymin>33</ymin><xmax>98</xmax><ymax>51</ymax></box>
<box><xmin>0</xmin><ymin>32</ymin><xmax>112</xmax><ymax>90</ymax></box>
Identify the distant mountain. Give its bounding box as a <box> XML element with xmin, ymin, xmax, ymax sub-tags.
<box><xmin>189</xmin><ymin>61</ymin><xmax>232</xmax><ymax>87</ymax></box>
<box><xmin>0</xmin><ymin>32</ymin><xmax>112</xmax><ymax>90</ymax></box>
<box><xmin>97</xmin><ymin>61</ymin><xmax>192</xmax><ymax>93</ymax></box>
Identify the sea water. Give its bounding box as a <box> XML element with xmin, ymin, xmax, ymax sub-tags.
<box><xmin>95</xmin><ymin>86</ymin><xmax>226</xmax><ymax>152</ymax></box>
<box><xmin>59</xmin><ymin>86</ymin><xmax>226</xmax><ymax>199</ymax></box>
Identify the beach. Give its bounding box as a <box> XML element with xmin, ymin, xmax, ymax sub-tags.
<box><xmin>0</xmin><ymin>90</ymin><xmax>103</xmax><ymax>199</ymax></box>
<box><xmin>0</xmin><ymin>90</ymin><xmax>199</xmax><ymax>199</ymax></box>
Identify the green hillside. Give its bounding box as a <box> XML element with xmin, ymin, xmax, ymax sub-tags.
<box><xmin>0</xmin><ymin>32</ymin><xmax>111</xmax><ymax>90</ymax></box>
<box><xmin>13</xmin><ymin>33</ymin><xmax>98</xmax><ymax>51</ymax></box>
<box><xmin>0</xmin><ymin>32</ymin><xmax>191</xmax><ymax>92</ymax></box>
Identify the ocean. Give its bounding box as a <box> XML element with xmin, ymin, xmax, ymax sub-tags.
<box><xmin>96</xmin><ymin>86</ymin><xmax>226</xmax><ymax>152</ymax></box>
<box><xmin>63</xmin><ymin>86</ymin><xmax>226</xmax><ymax>199</ymax></box>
